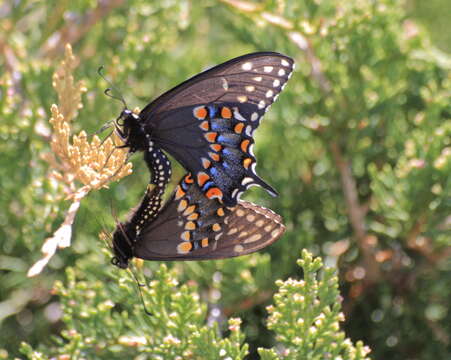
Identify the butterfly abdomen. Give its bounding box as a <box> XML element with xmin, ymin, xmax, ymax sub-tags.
<box><xmin>144</xmin><ymin>147</ymin><xmax>172</xmax><ymax>188</ymax></box>
<box><xmin>111</xmin><ymin>182</ymin><xmax>167</xmax><ymax>268</ymax></box>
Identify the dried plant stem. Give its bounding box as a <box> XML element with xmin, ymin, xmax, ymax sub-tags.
<box><xmin>330</xmin><ymin>142</ymin><xmax>381</xmax><ymax>283</ymax></box>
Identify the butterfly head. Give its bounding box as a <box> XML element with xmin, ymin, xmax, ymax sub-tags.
<box><xmin>99</xmin><ymin>67</ymin><xmax>138</xmax><ymax>147</ymax></box>
<box><xmin>111</xmin><ymin>222</ymin><xmax>134</xmax><ymax>269</ymax></box>
<box><xmin>114</xmin><ymin>109</ymin><xmax>148</xmax><ymax>153</ymax></box>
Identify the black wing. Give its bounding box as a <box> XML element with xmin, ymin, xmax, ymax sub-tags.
<box><xmin>140</xmin><ymin>52</ymin><xmax>294</xmax><ymax>206</ymax></box>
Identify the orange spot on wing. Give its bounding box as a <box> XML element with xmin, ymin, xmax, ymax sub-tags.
<box><xmin>178</xmin><ymin>199</ymin><xmax>188</xmax><ymax>212</ymax></box>
<box><xmin>210</xmin><ymin>144</ymin><xmax>222</xmax><ymax>152</ymax></box>
<box><xmin>199</xmin><ymin>121</ymin><xmax>209</xmax><ymax>131</ymax></box>
<box><xmin>202</xmin><ymin>158</ymin><xmax>211</xmax><ymax>169</ymax></box>
<box><xmin>187</xmin><ymin>212</ymin><xmax>199</xmax><ymax>221</ymax></box>
<box><xmin>241</xmin><ymin>139</ymin><xmax>250</xmax><ymax>153</ymax></box>
<box><xmin>175</xmin><ymin>186</ymin><xmax>186</xmax><ymax>200</ymax></box>
<box><xmin>204</xmin><ymin>132</ymin><xmax>218</xmax><ymax>143</ymax></box>
<box><xmin>181</xmin><ymin>231</ymin><xmax>191</xmax><ymax>241</ymax></box>
<box><xmin>201</xmin><ymin>238</ymin><xmax>209</xmax><ymax>247</ymax></box>
<box><xmin>206</xmin><ymin>187</ymin><xmax>223</xmax><ymax>201</ymax></box>
<box><xmin>243</xmin><ymin>158</ymin><xmax>252</xmax><ymax>169</ymax></box>
<box><xmin>209</xmin><ymin>152</ymin><xmax>220</xmax><ymax>161</ymax></box>
<box><xmin>234</xmin><ymin>123</ymin><xmax>244</xmax><ymax>134</ymax></box>
<box><xmin>195</xmin><ymin>107</ymin><xmax>207</xmax><ymax>119</ymax></box>
<box><xmin>221</xmin><ymin>107</ymin><xmax>232</xmax><ymax>118</ymax></box>
<box><xmin>197</xmin><ymin>172</ymin><xmax>210</xmax><ymax>187</ymax></box>
<box><xmin>183</xmin><ymin>205</ymin><xmax>196</xmax><ymax>216</ymax></box>
<box><xmin>212</xmin><ymin>223</ymin><xmax>221</xmax><ymax>232</ymax></box>
<box><xmin>217</xmin><ymin>208</ymin><xmax>225</xmax><ymax>217</ymax></box>
<box><xmin>177</xmin><ymin>241</ymin><xmax>192</xmax><ymax>253</ymax></box>
<box><xmin>184</xmin><ymin>174</ymin><xmax>194</xmax><ymax>184</ymax></box>
<box><xmin>185</xmin><ymin>221</ymin><xmax>196</xmax><ymax>230</ymax></box>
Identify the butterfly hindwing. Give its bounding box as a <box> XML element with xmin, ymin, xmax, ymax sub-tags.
<box><xmin>138</xmin><ymin>52</ymin><xmax>294</xmax><ymax>206</ymax></box>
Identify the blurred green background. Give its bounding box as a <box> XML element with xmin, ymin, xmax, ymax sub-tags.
<box><xmin>0</xmin><ymin>0</ymin><xmax>450</xmax><ymax>359</ymax></box>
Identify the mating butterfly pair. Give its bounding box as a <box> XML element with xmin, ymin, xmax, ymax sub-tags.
<box><xmin>110</xmin><ymin>52</ymin><xmax>294</xmax><ymax>268</ymax></box>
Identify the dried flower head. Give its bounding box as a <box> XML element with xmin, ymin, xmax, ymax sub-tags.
<box><xmin>42</xmin><ymin>44</ymin><xmax>132</xmax><ymax>200</ymax></box>
<box><xmin>28</xmin><ymin>44</ymin><xmax>132</xmax><ymax>277</ymax></box>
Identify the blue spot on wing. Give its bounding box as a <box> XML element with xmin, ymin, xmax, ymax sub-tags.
<box><xmin>218</xmin><ymin>134</ymin><xmax>240</xmax><ymax>146</ymax></box>
<box><xmin>201</xmin><ymin>180</ymin><xmax>216</xmax><ymax>192</ymax></box>
<box><xmin>209</xmin><ymin>167</ymin><xmax>219</xmax><ymax>178</ymax></box>
<box><xmin>207</xmin><ymin>105</ymin><xmax>218</xmax><ymax>118</ymax></box>
<box><xmin>211</xmin><ymin>120</ymin><xmax>230</xmax><ymax>132</ymax></box>
<box><xmin>222</xmin><ymin>147</ymin><xmax>242</xmax><ymax>164</ymax></box>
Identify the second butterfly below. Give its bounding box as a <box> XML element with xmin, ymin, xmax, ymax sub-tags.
<box><xmin>111</xmin><ymin>172</ymin><xmax>286</xmax><ymax>268</ymax></box>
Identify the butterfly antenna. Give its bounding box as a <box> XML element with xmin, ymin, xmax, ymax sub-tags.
<box><xmin>128</xmin><ymin>267</ymin><xmax>152</xmax><ymax>316</ymax></box>
<box><xmin>98</xmin><ymin>66</ymin><xmax>128</xmax><ymax>109</ymax></box>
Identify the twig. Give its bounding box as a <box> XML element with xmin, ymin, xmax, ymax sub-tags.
<box><xmin>0</xmin><ymin>38</ymin><xmax>18</xmax><ymax>74</ymax></box>
<box><xmin>426</xmin><ymin>318</ymin><xmax>450</xmax><ymax>346</ymax></box>
<box><xmin>289</xmin><ymin>21</ymin><xmax>380</xmax><ymax>291</ymax></box>
<box><xmin>330</xmin><ymin>142</ymin><xmax>381</xmax><ymax>285</ymax></box>
<box><xmin>221</xmin><ymin>0</ymin><xmax>331</xmax><ymax>93</ymax></box>
<box><xmin>28</xmin><ymin>193</ymin><xmax>85</xmax><ymax>277</ymax></box>
<box><xmin>406</xmin><ymin>215</ymin><xmax>451</xmax><ymax>264</ymax></box>
<box><xmin>0</xmin><ymin>38</ymin><xmax>23</xmax><ymax>96</ymax></box>
<box><xmin>288</xmin><ymin>31</ymin><xmax>331</xmax><ymax>93</ymax></box>
<box><xmin>40</xmin><ymin>0</ymin><xmax>125</xmax><ymax>58</ymax></box>
<box><xmin>292</xmin><ymin>28</ymin><xmax>380</xmax><ymax>286</ymax></box>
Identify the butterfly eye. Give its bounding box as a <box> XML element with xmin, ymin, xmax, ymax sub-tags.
<box><xmin>111</xmin><ymin>256</ymin><xmax>128</xmax><ymax>269</ymax></box>
<box><xmin>116</xmin><ymin>116</ymin><xmax>125</xmax><ymax>126</ymax></box>
<box><xmin>111</xmin><ymin>257</ymin><xmax>128</xmax><ymax>269</ymax></box>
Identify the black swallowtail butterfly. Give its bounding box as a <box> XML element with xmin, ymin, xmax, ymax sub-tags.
<box><xmin>111</xmin><ymin>173</ymin><xmax>285</xmax><ymax>268</ymax></box>
<box><xmin>113</xmin><ymin>52</ymin><xmax>294</xmax><ymax>207</ymax></box>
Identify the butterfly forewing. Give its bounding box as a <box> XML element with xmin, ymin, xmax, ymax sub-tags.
<box><xmin>140</xmin><ymin>52</ymin><xmax>294</xmax><ymax>119</ymax></box>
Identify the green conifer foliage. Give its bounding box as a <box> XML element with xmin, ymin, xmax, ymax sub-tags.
<box><xmin>0</xmin><ymin>0</ymin><xmax>449</xmax><ymax>359</ymax></box>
